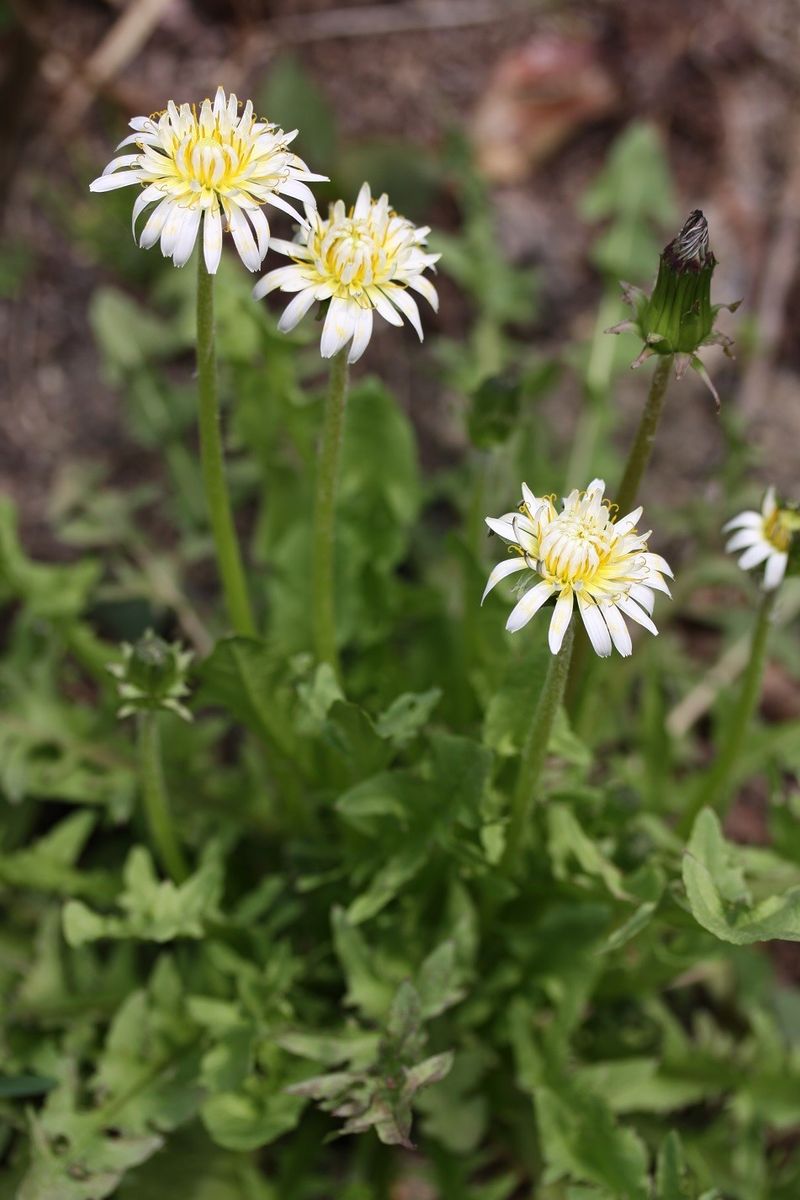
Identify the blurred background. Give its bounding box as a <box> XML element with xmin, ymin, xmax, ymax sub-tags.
<box><xmin>1</xmin><ymin>0</ymin><xmax>799</xmax><ymax>560</ymax></box>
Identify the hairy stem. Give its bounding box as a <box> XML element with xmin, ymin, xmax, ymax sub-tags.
<box><xmin>196</xmin><ymin>256</ymin><xmax>255</xmax><ymax>636</ymax></box>
<box><xmin>138</xmin><ymin>712</ymin><xmax>188</xmax><ymax>883</ymax></box>
<box><xmin>680</xmin><ymin>587</ymin><xmax>776</xmax><ymax>836</ymax></box>
<box><xmin>504</xmin><ymin>623</ymin><xmax>575</xmax><ymax>872</ymax></box>
<box><xmin>312</xmin><ymin>350</ymin><xmax>350</xmax><ymax>672</ymax></box>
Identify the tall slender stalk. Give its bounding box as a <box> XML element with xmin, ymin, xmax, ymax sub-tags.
<box><xmin>138</xmin><ymin>712</ymin><xmax>187</xmax><ymax>882</ymax></box>
<box><xmin>566</xmin><ymin>354</ymin><xmax>674</xmax><ymax>719</ymax></box>
<box><xmin>312</xmin><ymin>350</ymin><xmax>350</xmax><ymax>671</ymax></box>
<box><xmin>680</xmin><ymin>588</ymin><xmax>776</xmax><ymax>836</ymax></box>
<box><xmin>196</xmin><ymin>255</ymin><xmax>255</xmax><ymax>637</ymax></box>
<box><xmin>503</xmin><ymin>623</ymin><xmax>575</xmax><ymax>872</ymax></box>
<box><xmin>614</xmin><ymin>353</ymin><xmax>674</xmax><ymax>520</ymax></box>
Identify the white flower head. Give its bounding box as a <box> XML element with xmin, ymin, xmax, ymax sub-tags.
<box><xmin>483</xmin><ymin>479</ymin><xmax>673</xmax><ymax>657</ymax></box>
<box><xmin>253</xmin><ymin>182</ymin><xmax>440</xmax><ymax>364</ymax></box>
<box><xmin>89</xmin><ymin>87</ymin><xmax>327</xmax><ymax>273</ymax></box>
<box><xmin>724</xmin><ymin>487</ymin><xmax>797</xmax><ymax>591</ymax></box>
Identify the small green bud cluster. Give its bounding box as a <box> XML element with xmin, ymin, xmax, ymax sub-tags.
<box><xmin>108</xmin><ymin>630</ymin><xmax>193</xmax><ymax>722</ymax></box>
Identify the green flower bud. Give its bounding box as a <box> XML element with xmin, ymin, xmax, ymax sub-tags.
<box><xmin>607</xmin><ymin>210</ymin><xmax>740</xmax><ymax>408</ymax></box>
<box><xmin>108</xmin><ymin>630</ymin><xmax>193</xmax><ymax>722</ymax></box>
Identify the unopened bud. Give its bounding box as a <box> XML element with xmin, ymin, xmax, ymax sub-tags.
<box><xmin>607</xmin><ymin>210</ymin><xmax>740</xmax><ymax>408</ymax></box>
<box><xmin>108</xmin><ymin>630</ymin><xmax>193</xmax><ymax>721</ymax></box>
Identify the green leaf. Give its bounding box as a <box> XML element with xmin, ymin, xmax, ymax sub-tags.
<box><xmin>683</xmin><ymin>809</ymin><xmax>800</xmax><ymax>943</ymax></box>
<box><xmin>197</xmin><ymin>636</ymin><xmax>298</xmax><ymax>763</ymax></box>
<box><xmin>547</xmin><ymin>803</ymin><xmax>629</xmax><ymax>900</ymax></box>
<box><xmin>375</xmin><ymin>689</ymin><xmax>442</xmax><ymax>748</ymax></box>
<box><xmin>63</xmin><ymin>845</ymin><xmax>223</xmax><ymax>945</ymax></box>
<box><xmin>0</xmin><ymin>497</ymin><xmax>100</xmax><ymax>619</ymax></box>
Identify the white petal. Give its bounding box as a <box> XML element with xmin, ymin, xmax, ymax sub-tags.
<box><xmin>246</xmin><ymin>206</ymin><xmax>271</xmax><ymax>261</ymax></box>
<box><xmin>101</xmin><ymin>153</ymin><xmax>142</xmax><ymax>176</ymax></box>
<box><xmin>548</xmin><ymin>589</ymin><xmax>574</xmax><ymax>654</ymax></box>
<box><xmin>725</xmin><ymin>529</ymin><xmax>764</xmax><ymax>553</ymax></box>
<box><xmin>89</xmin><ymin>169</ymin><xmax>143</xmax><ymax>192</ymax></box>
<box><xmin>269</xmin><ymin>236</ymin><xmax>312</xmax><ymax>259</ymax></box>
<box><xmin>368</xmin><ymin>287</ymin><xmax>405</xmax><ymax>327</ymax></box>
<box><xmin>347</xmin><ymin>306</ymin><xmax>374</xmax><ymax>363</ymax></box>
<box><xmin>381</xmin><ymin>286</ymin><xmax>423</xmax><ymax>340</ymax></box>
<box><xmin>763</xmin><ymin>551</ymin><xmax>788</xmax><ymax>591</ymax></box>
<box><xmin>253</xmin><ymin>265</ymin><xmax>308</xmax><ymax>299</ymax></box>
<box><xmin>577</xmin><ymin>595</ymin><xmax>612</xmax><ymax>658</ymax></box>
<box><xmin>406</xmin><ymin>274</ymin><xmax>439</xmax><ymax>311</ymax></box>
<box><xmin>616</xmin><ymin>595</ymin><xmax>658</xmax><ymax>636</ymax></box>
<box><xmin>506</xmin><ymin>580</ymin><xmax>554</xmax><ymax>633</ymax></box>
<box><xmin>602</xmin><ymin>603</ymin><xmax>633</xmax><ymax>657</ymax></box>
<box><xmin>139</xmin><ymin>197</ymin><xmax>175</xmax><ymax>249</ymax></box>
<box><xmin>738</xmin><ymin>542</ymin><xmax>772</xmax><ymax>570</ymax></box>
<box><xmin>277</xmin><ymin>287</ymin><xmax>318</xmax><ymax>332</ymax></box>
<box><xmin>485</xmin><ymin>514</ymin><xmax>521</xmax><ymax>542</ymax></box>
<box><xmin>481</xmin><ymin>556</ymin><xmax>529</xmax><ymax>603</ymax></box>
<box><xmin>228</xmin><ymin>205</ymin><xmax>261</xmax><ymax>272</ymax></box>
<box><xmin>131</xmin><ymin>183</ymin><xmax>162</xmax><ymax>235</ymax></box>
<box><xmin>353</xmin><ymin>182</ymin><xmax>372</xmax><ymax>219</ymax></box>
<box><xmin>614</xmin><ymin>505</ymin><xmax>644</xmax><ymax>536</ymax></box>
<box><xmin>171</xmin><ymin>206</ymin><xmax>201</xmax><ymax>267</ymax></box>
<box><xmin>642</xmin><ymin>552</ymin><xmax>673</xmax><ymax>578</ymax></box>
<box><xmin>630</xmin><ymin>584</ymin><xmax>655</xmax><ymax>614</ymax></box>
<box><xmin>203</xmin><ymin>206</ymin><xmax>223</xmax><ymax>275</ymax></box>
<box><xmin>762</xmin><ymin>487</ymin><xmax>777</xmax><ymax>518</ymax></box>
<box><xmin>265</xmin><ymin>191</ymin><xmax>308</xmax><ymax>226</ymax></box>
<box><xmin>320</xmin><ymin>297</ymin><xmax>358</xmax><ymax>359</ymax></box>
<box><xmin>722</xmin><ymin>510</ymin><xmax>761</xmax><ymax>533</ymax></box>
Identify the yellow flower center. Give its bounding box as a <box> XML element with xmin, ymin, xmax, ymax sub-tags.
<box><xmin>306</xmin><ymin>212</ymin><xmax>394</xmax><ymax>299</ymax></box>
<box><xmin>764</xmin><ymin>507</ymin><xmax>795</xmax><ymax>553</ymax></box>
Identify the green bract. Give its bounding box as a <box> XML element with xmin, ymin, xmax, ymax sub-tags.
<box><xmin>108</xmin><ymin>630</ymin><xmax>193</xmax><ymax>721</ymax></box>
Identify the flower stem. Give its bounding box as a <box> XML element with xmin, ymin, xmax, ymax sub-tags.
<box><xmin>312</xmin><ymin>349</ymin><xmax>350</xmax><ymax>671</ymax></box>
<box><xmin>138</xmin><ymin>712</ymin><xmax>188</xmax><ymax>883</ymax></box>
<box><xmin>503</xmin><ymin>622</ymin><xmax>575</xmax><ymax>872</ymax></box>
<box><xmin>614</xmin><ymin>353</ymin><xmax>674</xmax><ymax>520</ymax></box>
<box><xmin>679</xmin><ymin>587</ymin><xmax>776</xmax><ymax>837</ymax></box>
<box><xmin>565</xmin><ymin>354</ymin><xmax>674</xmax><ymax>721</ymax></box>
<box><xmin>196</xmin><ymin>255</ymin><xmax>255</xmax><ymax>637</ymax></box>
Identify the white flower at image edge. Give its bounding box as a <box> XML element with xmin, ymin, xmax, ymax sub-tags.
<box><xmin>89</xmin><ymin>87</ymin><xmax>327</xmax><ymax>273</ymax></box>
<box><xmin>483</xmin><ymin>479</ymin><xmax>673</xmax><ymax>657</ymax></box>
<box><xmin>724</xmin><ymin>487</ymin><xmax>793</xmax><ymax>591</ymax></box>
<box><xmin>253</xmin><ymin>182</ymin><xmax>440</xmax><ymax>364</ymax></box>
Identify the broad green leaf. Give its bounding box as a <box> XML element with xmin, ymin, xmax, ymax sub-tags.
<box><xmin>683</xmin><ymin>810</ymin><xmax>800</xmax><ymax>943</ymax></box>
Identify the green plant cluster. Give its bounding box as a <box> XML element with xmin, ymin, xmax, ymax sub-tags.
<box><xmin>2</xmin><ymin>69</ymin><xmax>800</xmax><ymax>1200</ymax></box>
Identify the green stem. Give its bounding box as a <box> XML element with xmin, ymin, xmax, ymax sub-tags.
<box><xmin>565</xmin><ymin>354</ymin><xmax>674</xmax><ymax>721</ymax></box>
<box><xmin>614</xmin><ymin>353</ymin><xmax>674</xmax><ymax>520</ymax></box>
<box><xmin>138</xmin><ymin>712</ymin><xmax>188</xmax><ymax>882</ymax></box>
<box><xmin>680</xmin><ymin>588</ymin><xmax>776</xmax><ymax>837</ymax></box>
<box><xmin>312</xmin><ymin>350</ymin><xmax>350</xmax><ymax>671</ymax></box>
<box><xmin>503</xmin><ymin>623</ymin><xmax>575</xmax><ymax>872</ymax></box>
<box><xmin>196</xmin><ymin>255</ymin><xmax>255</xmax><ymax>637</ymax></box>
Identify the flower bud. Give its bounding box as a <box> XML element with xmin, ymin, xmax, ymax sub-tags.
<box><xmin>607</xmin><ymin>210</ymin><xmax>740</xmax><ymax>408</ymax></box>
<box><xmin>108</xmin><ymin>630</ymin><xmax>193</xmax><ymax>721</ymax></box>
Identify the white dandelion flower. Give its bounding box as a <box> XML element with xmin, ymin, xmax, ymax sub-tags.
<box><xmin>253</xmin><ymin>182</ymin><xmax>440</xmax><ymax>364</ymax></box>
<box><xmin>483</xmin><ymin>478</ymin><xmax>673</xmax><ymax>657</ymax></box>
<box><xmin>89</xmin><ymin>86</ymin><xmax>327</xmax><ymax>273</ymax></box>
<box><xmin>724</xmin><ymin>487</ymin><xmax>796</xmax><ymax>591</ymax></box>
